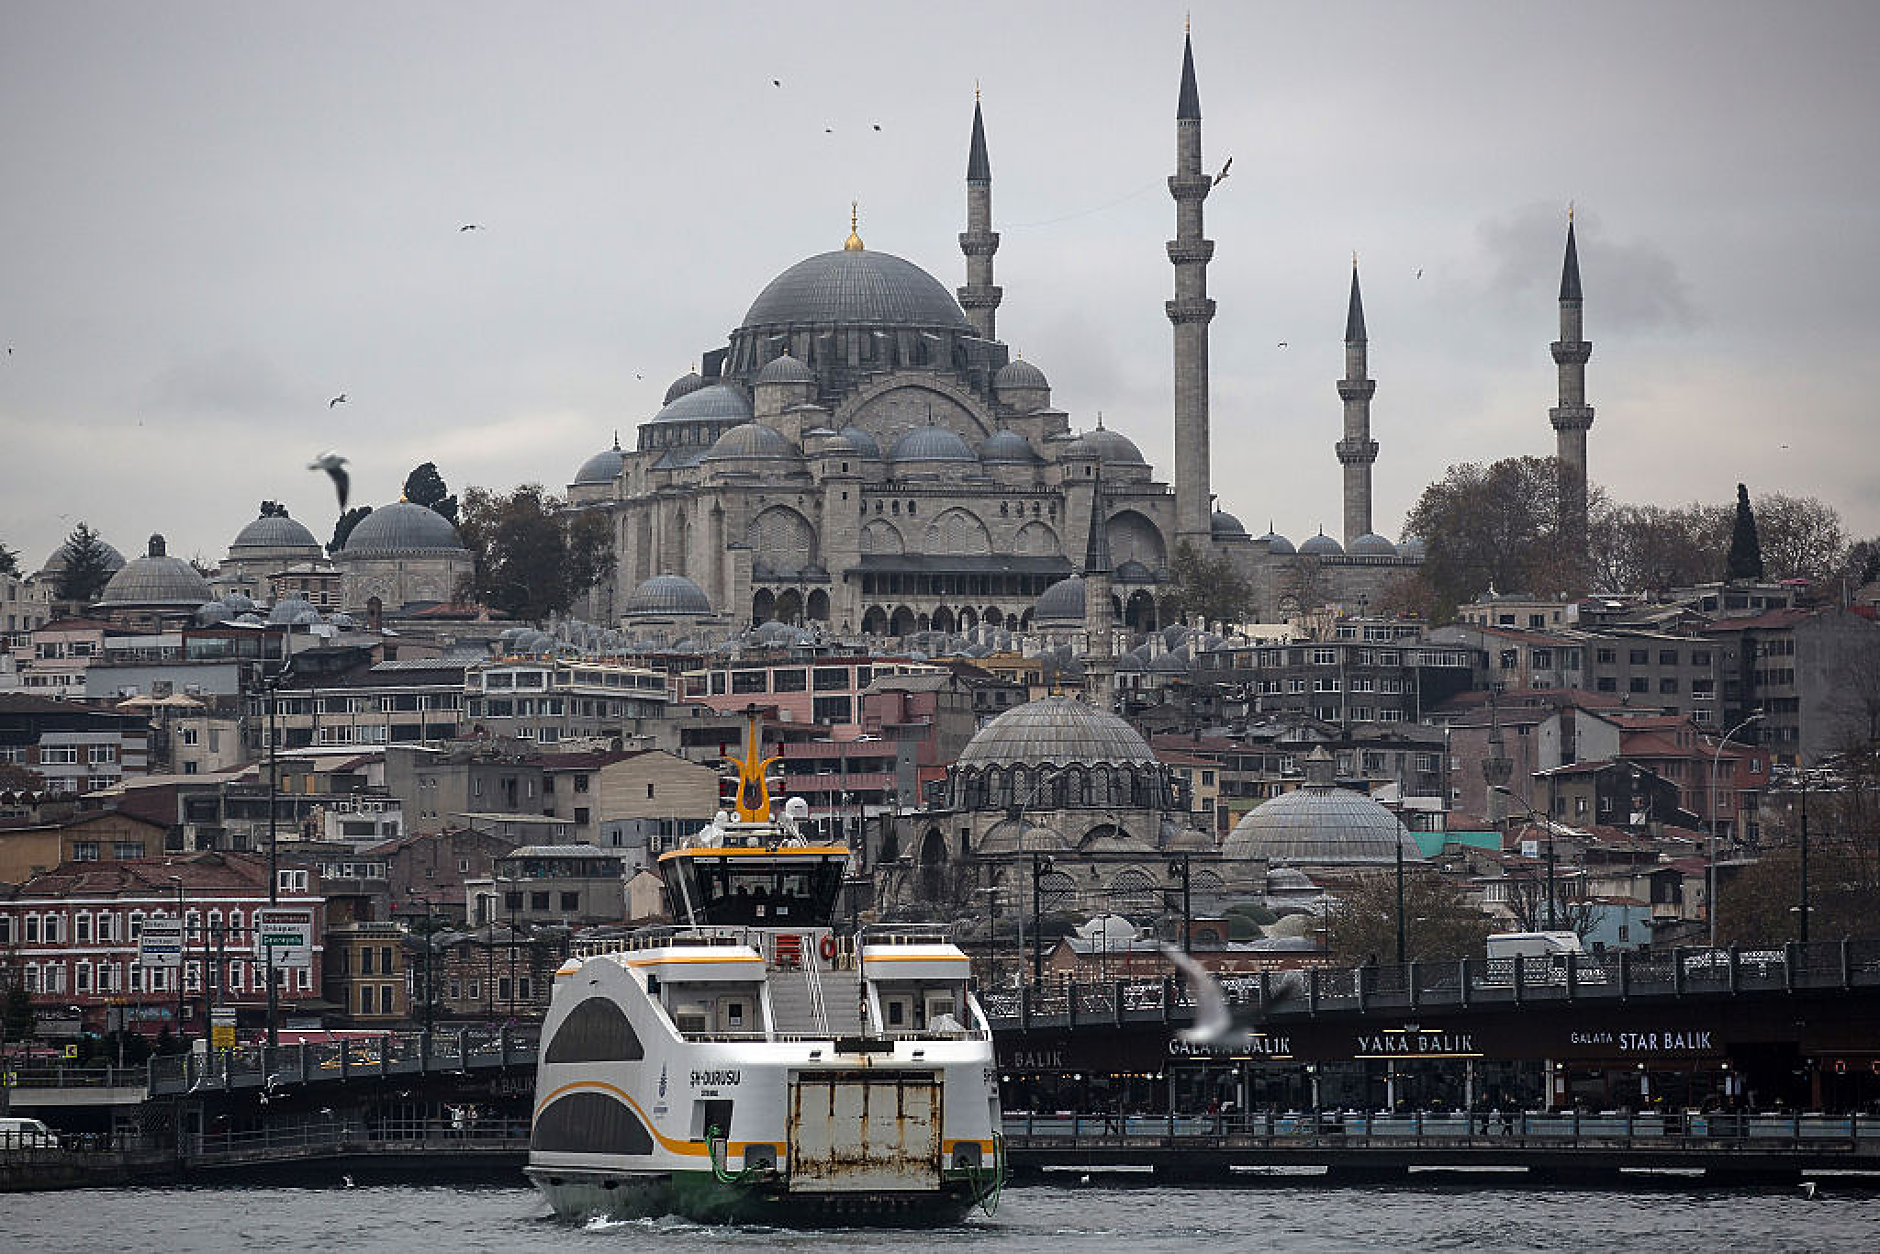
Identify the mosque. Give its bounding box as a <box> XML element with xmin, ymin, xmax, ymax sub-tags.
<box><xmin>556</xmin><ymin>31</ymin><xmax>1605</xmax><ymax>644</ymax></box>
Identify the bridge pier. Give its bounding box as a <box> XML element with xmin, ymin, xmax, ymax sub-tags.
<box><xmin>1324</xmin><ymin>1163</ymin><xmax>1408</xmax><ymax>1184</ymax></box>
<box><xmin>1531</xmin><ymin>1164</ymin><xmax>1624</xmax><ymax>1187</ymax></box>
<box><xmin>1151</xmin><ymin>1159</ymin><xmax>1234</xmax><ymax>1185</ymax></box>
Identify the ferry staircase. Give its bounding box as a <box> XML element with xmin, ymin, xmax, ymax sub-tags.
<box><xmin>769</xmin><ymin>969</ymin><xmax>868</xmax><ymax>1037</ymax></box>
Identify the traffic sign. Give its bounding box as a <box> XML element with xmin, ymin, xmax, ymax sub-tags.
<box><xmin>253</xmin><ymin>906</ymin><xmax>314</xmax><ymax>970</ymax></box>
<box><xmin>138</xmin><ymin>919</ymin><xmax>184</xmax><ymax>969</ymax></box>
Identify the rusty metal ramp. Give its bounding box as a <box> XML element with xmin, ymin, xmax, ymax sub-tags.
<box><xmin>787</xmin><ymin>1070</ymin><xmax>942</xmax><ymax>1193</ymax></box>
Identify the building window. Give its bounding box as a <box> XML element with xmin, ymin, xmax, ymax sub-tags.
<box><xmin>573</xmin><ymin>774</ymin><xmax>589</xmax><ymax>793</ymax></box>
<box><xmin>530</xmin><ymin>892</ymin><xmax>549</xmax><ymax>911</ymax></box>
<box><xmin>561</xmin><ymin>891</ymin><xmax>580</xmax><ymax>911</ymax></box>
<box><xmin>73</xmin><ymin>842</ymin><xmax>100</xmax><ymax>862</ymax></box>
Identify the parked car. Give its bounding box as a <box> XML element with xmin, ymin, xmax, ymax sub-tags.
<box><xmin>0</xmin><ymin>1117</ymin><xmax>58</xmax><ymax>1149</ymax></box>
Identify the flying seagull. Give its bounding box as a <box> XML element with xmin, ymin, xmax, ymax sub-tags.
<box><xmin>328</xmin><ymin>393</ymin><xmax>347</xmax><ymax>408</ymax></box>
<box><xmin>459</xmin><ymin>223</ymin><xmax>480</xmax><ymax>232</ymax></box>
<box><xmin>1415</xmin><ymin>268</ymin><xmax>1424</xmax><ymax>279</ymax></box>
<box><xmin>1212</xmin><ymin>156</ymin><xmax>1233</xmax><ymax>186</ymax></box>
<box><xmin>1276</xmin><ymin>341</ymin><xmax>1289</xmax><ymax>349</ymax></box>
<box><xmin>772</xmin><ymin>79</ymin><xmax>781</xmax><ymax>87</ymax></box>
<box><xmin>308</xmin><ymin>450</ymin><xmax>350</xmax><ymax>510</ymax></box>
<box><xmin>872</xmin><ymin>123</ymin><xmax>881</xmax><ymax>131</ymax></box>
<box><xmin>1159</xmin><ymin>943</ymin><xmax>1239</xmax><ymax>1044</ymax></box>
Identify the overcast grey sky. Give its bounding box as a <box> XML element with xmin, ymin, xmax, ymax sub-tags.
<box><xmin>3</xmin><ymin>1</ymin><xmax>1878</xmax><ymax>571</ymax></box>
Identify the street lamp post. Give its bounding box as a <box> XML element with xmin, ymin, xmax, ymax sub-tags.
<box><xmin>1709</xmin><ymin>712</ymin><xmax>1765</xmax><ymax>948</ymax></box>
<box><xmin>1030</xmin><ymin>852</ymin><xmax>1054</xmax><ymax>985</ymax></box>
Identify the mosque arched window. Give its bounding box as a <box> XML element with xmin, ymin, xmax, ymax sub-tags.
<box><xmin>983</xmin><ymin>766</ymin><xmax>1003</xmax><ymax>809</ymax></box>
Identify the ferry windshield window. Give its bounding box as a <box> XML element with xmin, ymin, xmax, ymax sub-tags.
<box><xmin>679</xmin><ymin>858</ymin><xmax>846</xmax><ymax>925</ymax></box>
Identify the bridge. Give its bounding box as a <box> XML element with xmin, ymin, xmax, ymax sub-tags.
<box><xmin>142</xmin><ymin>1026</ymin><xmax>540</xmax><ymax>1098</ymax></box>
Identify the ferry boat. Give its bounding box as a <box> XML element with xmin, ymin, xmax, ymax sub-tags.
<box><xmin>526</xmin><ymin>712</ymin><xmax>1004</xmax><ymax>1225</ymax></box>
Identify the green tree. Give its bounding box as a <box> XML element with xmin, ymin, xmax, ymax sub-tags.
<box><xmin>54</xmin><ymin>522</ymin><xmax>114</xmax><ymax>602</ymax></box>
<box><xmin>1162</xmin><ymin>540</ymin><xmax>1254</xmax><ymax>630</ymax></box>
<box><xmin>1324</xmin><ymin>870</ymin><xmax>1492</xmax><ymax>964</ymax></box>
<box><xmin>403</xmin><ymin>462</ymin><xmax>458</xmax><ymax>525</ymax></box>
<box><xmin>1726</xmin><ymin>483</ymin><xmax>1764</xmax><ymax>582</ymax></box>
<box><xmin>258</xmin><ymin>500</ymin><xmax>290</xmax><ymax>518</ymax></box>
<box><xmin>1401</xmin><ymin>456</ymin><xmax>1589</xmax><ymax>618</ymax></box>
<box><xmin>1841</xmin><ymin>537</ymin><xmax>1880</xmax><ymax>590</ymax></box>
<box><xmin>0</xmin><ymin>541</ymin><xmax>18</xmax><ymax>578</ymax></box>
<box><xmin>328</xmin><ymin>505</ymin><xmax>372</xmax><ymax>555</ymax></box>
<box><xmin>456</xmin><ymin>485</ymin><xmax>615</xmax><ymax>621</ymax></box>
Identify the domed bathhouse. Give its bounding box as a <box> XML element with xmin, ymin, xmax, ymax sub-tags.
<box><xmin>1221</xmin><ymin>747</ymin><xmax>1424</xmax><ymax>880</ymax></box>
<box><xmin>876</xmin><ymin>694</ymin><xmax>1230</xmax><ymax>918</ymax></box>
<box><xmin>560</xmin><ymin>52</ymin><xmax>1469</xmax><ymax>644</ymax></box>
<box><xmin>333</xmin><ymin>500</ymin><xmax>474</xmax><ymax>614</ymax></box>
<box><xmin>216</xmin><ymin>507</ymin><xmax>327</xmax><ymax>602</ymax></box>
<box><xmin>90</xmin><ymin>534</ymin><xmax>216</xmax><ymax>629</ymax></box>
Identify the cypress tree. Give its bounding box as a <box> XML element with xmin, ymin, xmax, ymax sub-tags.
<box><xmin>1726</xmin><ymin>483</ymin><xmax>1764</xmax><ymax>582</ymax></box>
<box><xmin>55</xmin><ymin>522</ymin><xmax>114</xmax><ymax>601</ymax></box>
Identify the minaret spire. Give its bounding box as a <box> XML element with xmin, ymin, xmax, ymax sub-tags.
<box><xmin>1549</xmin><ymin>208</ymin><xmax>1594</xmax><ymax>559</ymax></box>
<box><xmin>1167</xmin><ymin>27</ymin><xmax>1216</xmax><ymax>551</ymax></box>
<box><xmin>1337</xmin><ymin>257</ymin><xmax>1379</xmax><ymax>547</ymax></box>
<box><xmin>958</xmin><ymin>91</ymin><xmax>1002</xmax><ymax>340</ymax></box>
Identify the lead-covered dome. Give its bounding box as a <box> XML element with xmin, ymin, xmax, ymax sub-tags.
<box><xmin>650</xmin><ymin>382</ymin><xmax>751</xmax><ymax>426</ymax></box>
<box><xmin>957</xmin><ymin>695</ymin><xmax>1157</xmax><ymax>770</ymax></box>
<box><xmin>1032</xmin><ymin>574</ymin><xmax>1085</xmax><ymax>623</ymax></box>
<box><xmin>980</xmin><ymin>429</ymin><xmax>1040</xmax><ymax>463</ymax></box>
<box><xmin>889</xmin><ymin>424</ymin><xmax>977</xmax><ymax>464</ymax></box>
<box><xmin>1298</xmin><ymin>531</ymin><xmax>1345</xmax><ymax>557</ymax></box>
<box><xmin>838</xmin><ymin>425</ymin><xmax>881</xmax><ymax>459</ymax></box>
<box><xmin>1258</xmin><ymin>528</ymin><xmax>1295</xmax><ymax>555</ymax></box>
<box><xmin>573</xmin><ymin>442</ymin><xmax>626</xmax><ymax>485</ymax></box>
<box><xmin>623</xmin><ymin>574</ymin><xmax>713</xmax><ymax>618</ymax></box>
<box><xmin>94</xmin><ymin>535</ymin><xmax>213</xmax><ymax>609</ymax></box>
<box><xmin>342</xmin><ymin>501</ymin><xmax>468</xmax><ymax>557</ymax></box>
<box><xmin>231</xmin><ymin>513</ymin><xmax>320</xmax><ymax>552</ymax></box>
<box><xmin>1350</xmin><ymin>532</ymin><xmax>1398</xmax><ymax>557</ymax></box>
<box><xmin>705</xmin><ymin>422</ymin><xmax>798</xmax><ymax>461</ymax></box>
<box><xmin>1062</xmin><ymin>426</ymin><xmax>1145</xmax><ymax>465</ymax></box>
<box><xmin>994</xmin><ymin>357</ymin><xmax>1049</xmax><ymax>390</ymax></box>
<box><xmin>663</xmin><ymin>371</ymin><xmax>707</xmax><ymax>404</ymax></box>
<box><xmin>40</xmin><ymin>535</ymin><xmax>127</xmax><ymax>577</ymax></box>
<box><xmin>1212</xmin><ymin>509</ymin><xmax>1248</xmax><ymax>539</ymax></box>
<box><xmin>741</xmin><ymin>249</ymin><xmax>971</xmax><ymax>332</ymax></box>
<box><xmin>1222</xmin><ymin>755</ymin><xmax>1424</xmax><ymax>866</ymax></box>
<box><xmin>754</xmin><ymin>352</ymin><xmax>815</xmax><ymax>385</ymax></box>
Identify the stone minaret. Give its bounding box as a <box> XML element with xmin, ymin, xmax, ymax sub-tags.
<box><xmin>1482</xmin><ymin>698</ymin><xmax>1513</xmax><ymax>825</ymax></box>
<box><xmin>958</xmin><ymin>89</ymin><xmax>1002</xmax><ymax>341</ymax></box>
<box><xmin>1337</xmin><ymin>258</ymin><xmax>1378</xmax><ymax>547</ymax></box>
<box><xmin>1082</xmin><ymin>470</ymin><xmax>1114</xmax><ymax>707</ymax></box>
<box><xmin>1550</xmin><ymin>211</ymin><xmax>1594</xmax><ymax>552</ymax></box>
<box><xmin>1166</xmin><ymin>30</ymin><xmax>1216</xmax><ymax>550</ymax></box>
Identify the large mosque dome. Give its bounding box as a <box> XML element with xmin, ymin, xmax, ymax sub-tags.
<box><xmin>94</xmin><ymin>535</ymin><xmax>213</xmax><ymax>610</ymax></box>
<box><xmin>342</xmin><ymin>501</ymin><xmax>468</xmax><ymax>557</ymax></box>
<box><xmin>1221</xmin><ymin>751</ymin><xmax>1423</xmax><ymax>865</ymax></box>
<box><xmin>956</xmin><ymin>695</ymin><xmax>1157</xmax><ymax>770</ymax></box>
<box><xmin>740</xmin><ymin>248</ymin><xmax>972</xmax><ymax>333</ymax></box>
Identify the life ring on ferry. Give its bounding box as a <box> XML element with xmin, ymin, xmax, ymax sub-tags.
<box><xmin>818</xmin><ymin>933</ymin><xmax>838</xmax><ymax>962</ymax></box>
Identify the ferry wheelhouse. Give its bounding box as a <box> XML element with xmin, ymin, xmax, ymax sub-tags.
<box><xmin>526</xmin><ymin>713</ymin><xmax>1003</xmax><ymax>1225</ymax></box>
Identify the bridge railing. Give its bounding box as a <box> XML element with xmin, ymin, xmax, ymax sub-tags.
<box><xmin>188</xmin><ymin>1115</ymin><xmax>530</xmax><ymax>1164</ymax></box>
<box><xmin>147</xmin><ymin>1027</ymin><xmax>540</xmax><ymax>1096</ymax></box>
<box><xmin>1</xmin><ymin>1065</ymin><xmax>149</xmax><ymax>1090</ymax></box>
<box><xmin>1000</xmin><ymin>1108</ymin><xmax>1880</xmax><ymax>1146</ymax></box>
<box><xmin>985</xmin><ymin>939</ymin><xmax>1880</xmax><ymax>1028</ymax></box>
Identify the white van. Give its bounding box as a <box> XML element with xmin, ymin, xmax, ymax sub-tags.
<box><xmin>0</xmin><ymin>1116</ymin><xmax>58</xmax><ymax>1149</ymax></box>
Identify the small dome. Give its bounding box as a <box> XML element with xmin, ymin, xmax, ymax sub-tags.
<box><xmin>650</xmin><ymin>382</ymin><xmax>751</xmax><ymax>425</ymax></box>
<box><xmin>231</xmin><ymin>513</ymin><xmax>320</xmax><ymax>551</ymax></box>
<box><xmin>1113</xmin><ymin>559</ymin><xmax>1154</xmax><ymax>583</ymax></box>
<box><xmin>1149</xmin><ymin>645</ymin><xmax>1192</xmax><ymax>675</ymax></box>
<box><xmin>705</xmin><ymin>422</ymin><xmax>798</xmax><ymax>461</ymax></box>
<box><xmin>623</xmin><ymin>574</ymin><xmax>713</xmax><ymax>618</ymax></box>
<box><xmin>994</xmin><ymin>357</ymin><xmax>1049</xmax><ymax>390</ymax></box>
<box><xmin>1258</xmin><ymin>529</ymin><xmax>1296</xmax><ymax>555</ymax></box>
<box><xmin>267</xmin><ymin>595</ymin><xmax>318</xmax><ymax>625</ymax></box>
<box><xmin>573</xmin><ymin>443</ymin><xmax>627</xmax><ymax>486</ymax></box>
<box><xmin>980</xmin><ymin>429</ymin><xmax>1040</xmax><ymax>463</ymax></box>
<box><xmin>663</xmin><ymin>371</ymin><xmax>707</xmax><ymax>404</ymax></box>
<box><xmin>40</xmin><ymin>535</ymin><xmax>127</xmax><ymax>576</ymax></box>
<box><xmin>1211</xmin><ymin>509</ymin><xmax>1249</xmax><ymax>539</ymax></box>
<box><xmin>889</xmin><ymin>424</ymin><xmax>977</xmax><ymax>464</ymax></box>
<box><xmin>1062</xmin><ymin>426</ymin><xmax>1145</xmax><ymax>465</ymax></box>
<box><xmin>1222</xmin><ymin>780</ymin><xmax>1423</xmax><ymax>865</ymax></box>
<box><xmin>1298</xmin><ymin>531</ymin><xmax>1345</xmax><ymax>557</ymax></box>
<box><xmin>195</xmin><ymin>601</ymin><xmax>231</xmax><ymax>625</ymax></box>
<box><xmin>754</xmin><ymin>352</ymin><xmax>815</xmax><ymax>385</ymax></box>
<box><xmin>221</xmin><ymin>592</ymin><xmax>256</xmax><ymax>612</ymax></box>
<box><xmin>1032</xmin><ymin>574</ymin><xmax>1085</xmax><ymax>623</ymax></box>
<box><xmin>837</xmin><ymin>425</ymin><xmax>881</xmax><ymax>458</ymax></box>
<box><xmin>957</xmin><ymin>694</ymin><xmax>1157</xmax><ymax>770</ymax></box>
<box><xmin>1116</xmin><ymin>648</ymin><xmax>1150</xmax><ymax>673</ymax></box>
<box><xmin>1350</xmin><ymin>532</ymin><xmax>1398</xmax><ymax>557</ymax></box>
<box><xmin>978</xmin><ymin>819</ymin><xmax>1072</xmax><ymax>856</ymax></box>
<box><xmin>94</xmin><ymin>535</ymin><xmax>214</xmax><ymax>609</ymax></box>
<box><xmin>343</xmin><ymin>501</ymin><xmax>468</xmax><ymax>557</ymax></box>
<box><xmin>1399</xmin><ymin>534</ymin><xmax>1427</xmax><ymax>559</ymax></box>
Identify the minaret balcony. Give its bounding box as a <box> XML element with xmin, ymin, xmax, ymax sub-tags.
<box><xmin>1166</xmin><ymin>174</ymin><xmax>1214</xmax><ymax>199</ymax></box>
<box><xmin>1164</xmin><ymin>297</ymin><xmax>1217</xmax><ymax>325</ymax></box>
<box><xmin>1165</xmin><ymin>239</ymin><xmax>1215</xmax><ymax>264</ymax></box>
<box><xmin>1337</xmin><ymin>380</ymin><xmax>1376</xmax><ymax>402</ymax></box>
<box><xmin>958</xmin><ymin>230</ymin><xmax>1000</xmax><ymax>255</ymax></box>
<box><xmin>1549</xmin><ymin>404</ymin><xmax>1595</xmax><ymax>432</ymax></box>
<box><xmin>957</xmin><ymin>287</ymin><xmax>1003</xmax><ymax>309</ymax></box>
<box><xmin>1550</xmin><ymin>340</ymin><xmax>1593</xmax><ymax>365</ymax></box>
<box><xmin>1335</xmin><ymin>437</ymin><xmax>1379</xmax><ymax>465</ymax></box>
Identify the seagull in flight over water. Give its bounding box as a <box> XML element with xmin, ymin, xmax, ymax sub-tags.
<box><xmin>328</xmin><ymin>393</ymin><xmax>347</xmax><ymax>408</ymax></box>
<box><xmin>1160</xmin><ymin>943</ymin><xmax>1240</xmax><ymax>1044</ymax></box>
<box><xmin>308</xmin><ymin>450</ymin><xmax>350</xmax><ymax>510</ymax></box>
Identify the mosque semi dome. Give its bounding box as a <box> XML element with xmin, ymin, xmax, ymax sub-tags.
<box><xmin>740</xmin><ymin>248</ymin><xmax>972</xmax><ymax>333</ymax></box>
<box><xmin>956</xmin><ymin>694</ymin><xmax>1158</xmax><ymax>771</ymax></box>
<box><xmin>890</xmin><ymin>424</ymin><xmax>977</xmax><ymax>464</ymax></box>
<box><xmin>231</xmin><ymin>513</ymin><xmax>320</xmax><ymax>551</ymax></box>
<box><xmin>94</xmin><ymin>534</ymin><xmax>214</xmax><ymax>609</ymax></box>
<box><xmin>342</xmin><ymin>501</ymin><xmax>468</xmax><ymax>557</ymax></box>
<box><xmin>573</xmin><ymin>442</ymin><xmax>627</xmax><ymax>486</ymax></box>
<box><xmin>705</xmin><ymin>422</ymin><xmax>799</xmax><ymax>461</ymax></box>
<box><xmin>623</xmin><ymin>574</ymin><xmax>713</xmax><ymax>618</ymax></box>
<box><xmin>1297</xmin><ymin>531</ymin><xmax>1345</xmax><ymax>557</ymax></box>
<box><xmin>650</xmin><ymin>382</ymin><xmax>752</xmax><ymax>428</ymax></box>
